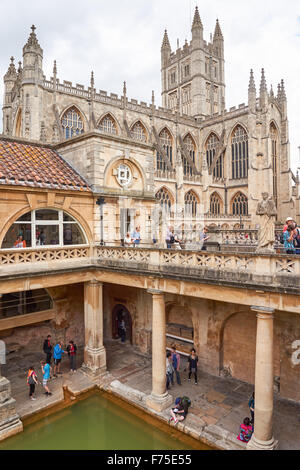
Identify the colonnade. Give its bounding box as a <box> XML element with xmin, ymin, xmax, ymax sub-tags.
<box><xmin>82</xmin><ymin>281</ymin><xmax>278</xmax><ymax>449</ymax></box>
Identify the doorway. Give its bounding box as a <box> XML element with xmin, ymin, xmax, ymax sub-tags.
<box><xmin>112</xmin><ymin>304</ymin><xmax>133</xmax><ymax>344</ymax></box>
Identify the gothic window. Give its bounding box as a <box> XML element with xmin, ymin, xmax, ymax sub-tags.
<box><xmin>232</xmin><ymin>192</ymin><xmax>248</xmax><ymax>216</ymax></box>
<box><xmin>156</xmin><ymin>128</ymin><xmax>173</xmax><ymax>171</ymax></box>
<box><xmin>231</xmin><ymin>125</ymin><xmax>249</xmax><ymax>179</ymax></box>
<box><xmin>98</xmin><ymin>114</ymin><xmax>117</xmax><ymax>135</ymax></box>
<box><xmin>2</xmin><ymin>209</ymin><xmax>87</xmax><ymax>249</ymax></box>
<box><xmin>156</xmin><ymin>188</ymin><xmax>172</xmax><ymax>213</ymax></box>
<box><xmin>61</xmin><ymin>107</ymin><xmax>84</xmax><ymax>139</ymax></box>
<box><xmin>183</xmin><ymin>134</ymin><xmax>196</xmax><ymax>176</ymax></box>
<box><xmin>205</xmin><ymin>133</ymin><xmax>223</xmax><ymax>179</ymax></box>
<box><xmin>130</xmin><ymin>121</ymin><xmax>147</xmax><ymax>143</ymax></box>
<box><xmin>184</xmin><ymin>64</ymin><xmax>190</xmax><ymax>77</ymax></box>
<box><xmin>210</xmin><ymin>192</ymin><xmax>222</xmax><ymax>215</ymax></box>
<box><xmin>270</xmin><ymin>123</ymin><xmax>278</xmax><ymax>208</ymax></box>
<box><xmin>185</xmin><ymin>190</ymin><xmax>198</xmax><ymax>217</ymax></box>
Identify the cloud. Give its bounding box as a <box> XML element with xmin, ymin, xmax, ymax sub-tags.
<box><xmin>1</xmin><ymin>0</ymin><xmax>300</xmax><ymax>170</ymax></box>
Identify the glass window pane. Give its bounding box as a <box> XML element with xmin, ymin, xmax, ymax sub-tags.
<box><xmin>63</xmin><ymin>213</ymin><xmax>75</xmax><ymax>222</ymax></box>
<box><xmin>63</xmin><ymin>224</ymin><xmax>85</xmax><ymax>245</ymax></box>
<box><xmin>36</xmin><ymin>225</ymin><xmax>59</xmax><ymax>246</ymax></box>
<box><xmin>16</xmin><ymin>212</ymin><xmax>32</xmax><ymax>222</ymax></box>
<box><xmin>2</xmin><ymin>223</ymin><xmax>32</xmax><ymax>248</ymax></box>
<box><xmin>35</xmin><ymin>209</ymin><xmax>59</xmax><ymax>220</ymax></box>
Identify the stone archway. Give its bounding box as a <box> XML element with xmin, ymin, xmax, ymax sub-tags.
<box><xmin>112</xmin><ymin>304</ymin><xmax>133</xmax><ymax>344</ymax></box>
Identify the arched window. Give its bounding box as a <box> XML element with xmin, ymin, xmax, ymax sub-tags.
<box><xmin>98</xmin><ymin>114</ymin><xmax>117</xmax><ymax>135</ymax></box>
<box><xmin>270</xmin><ymin>123</ymin><xmax>278</xmax><ymax>208</ymax></box>
<box><xmin>0</xmin><ymin>288</ymin><xmax>52</xmax><ymax>320</ymax></box>
<box><xmin>205</xmin><ymin>133</ymin><xmax>223</xmax><ymax>179</ymax></box>
<box><xmin>185</xmin><ymin>191</ymin><xmax>198</xmax><ymax>217</ymax></box>
<box><xmin>130</xmin><ymin>121</ymin><xmax>147</xmax><ymax>142</ymax></box>
<box><xmin>210</xmin><ymin>192</ymin><xmax>222</xmax><ymax>216</ymax></box>
<box><xmin>157</xmin><ymin>128</ymin><xmax>173</xmax><ymax>171</ymax></box>
<box><xmin>2</xmin><ymin>209</ymin><xmax>87</xmax><ymax>249</ymax></box>
<box><xmin>231</xmin><ymin>125</ymin><xmax>248</xmax><ymax>179</ymax></box>
<box><xmin>61</xmin><ymin>107</ymin><xmax>84</xmax><ymax>139</ymax></box>
<box><xmin>156</xmin><ymin>188</ymin><xmax>172</xmax><ymax>213</ymax></box>
<box><xmin>183</xmin><ymin>134</ymin><xmax>196</xmax><ymax>176</ymax></box>
<box><xmin>232</xmin><ymin>192</ymin><xmax>248</xmax><ymax>216</ymax></box>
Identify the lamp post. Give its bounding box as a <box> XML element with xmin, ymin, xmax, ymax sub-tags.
<box><xmin>96</xmin><ymin>197</ymin><xmax>106</xmax><ymax>246</ymax></box>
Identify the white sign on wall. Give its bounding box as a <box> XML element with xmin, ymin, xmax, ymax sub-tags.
<box><xmin>0</xmin><ymin>341</ymin><xmax>5</xmax><ymax>365</ymax></box>
<box><xmin>291</xmin><ymin>340</ymin><xmax>300</xmax><ymax>366</ymax></box>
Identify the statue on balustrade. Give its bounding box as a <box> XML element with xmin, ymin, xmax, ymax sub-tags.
<box><xmin>256</xmin><ymin>193</ymin><xmax>277</xmax><ymax>253</ymax></box>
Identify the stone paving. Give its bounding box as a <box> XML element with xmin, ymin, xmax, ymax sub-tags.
<box><xmin>2</xmin><ymin>339</ymin><xmax>300</xmax><ymax>450</ymax></box>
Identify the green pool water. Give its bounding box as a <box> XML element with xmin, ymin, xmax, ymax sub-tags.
<box><xmin>0</xmin><ymin>393</ymin><xmax>211</xmax><ymax>450</ymax></box>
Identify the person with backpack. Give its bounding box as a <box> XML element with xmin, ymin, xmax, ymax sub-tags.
<box><xmin>27</xmin><ymin>366</ymin><xmax>38</xmax><ymax>400</ymax></box>
<box><xmin>66</xmin><ymin>340</ymin><xmax>77</xmax><ymax>373</ymax></box>
<box><xmin>171</xmin><ymin>345</ymin><xmax>181</xmax><ymax>386</ymax></box>
<box><xmin>237</xmin><ymin>417</ymin><xmax>253</xmax><ymax>443</ymax></box>
<box><xmin>187</xmin><ymin>348</ymin><xmax>198</xmax><ymax>385</ymax></box>
<box><xmin>53</xmin><ymin>341</ymin><xmax>66</xmax><ymax>377</ymax></box>
<box><xmin>169</xmin><ymin>396</ymin><xmax>190</xmax><ymax>425</ymax></box>
<box><xmin>43</xmin><ymin>335</ymin><xmax>52</xmax><ymax>365</ymax></box>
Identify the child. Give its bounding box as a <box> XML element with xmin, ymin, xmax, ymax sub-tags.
<box><xmin>27</xmin><ymin>366</ymin><xmax>38</xmax><ymax>400</ymax></box>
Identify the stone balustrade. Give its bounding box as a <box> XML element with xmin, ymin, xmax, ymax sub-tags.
<box><xmin>0</xmin><ymin>245</ymin><xmax>299</xmax><ymax>291</ymax></box>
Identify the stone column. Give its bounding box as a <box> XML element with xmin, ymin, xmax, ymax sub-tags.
<box><xmin>146</xmin><ymin>289</ymin><xmax>173</xmax><ymax>412</ymax></box>
<box><xmin>82</xmin><ymin>281</ymin><xmax>106</xmax><ymax>377</ymax></box>
<box><xmin>247</xmin><ymin>306</ymin><xmax>278</xmax><ymax>450</ymax></box>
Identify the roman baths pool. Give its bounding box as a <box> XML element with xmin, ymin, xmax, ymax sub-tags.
<box><xmin>0</xmin><ymin>391</ymin><xmax>213</xmax><ymax>451</ymax></box>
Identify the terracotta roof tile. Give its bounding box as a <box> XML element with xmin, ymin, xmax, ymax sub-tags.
<box><xmin>0</xmin><ymin>139</ymin><xmax>91</xmax><ymax>192</ymax></box>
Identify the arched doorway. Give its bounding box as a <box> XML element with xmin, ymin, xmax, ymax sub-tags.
<box><xmin>112</xmin><ymin>304</ymin><xmax>133</xmax><ymax>344</ymax></box>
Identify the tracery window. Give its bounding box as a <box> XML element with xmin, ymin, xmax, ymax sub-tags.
<box><xmin>185</xmin><ymin>191</ymin><xmax>198</xmax><ymax>217</ymax></box>
<box><xmin>183</xmin><ymin>134</ymin><xmax>196</xmax><ymax>176</ymax></box>
<box><xmin>156</xmin><ymin>188</ymin><xmax>172</xmax><ymax>213</ymax></box>
<box><xmin>210</xmin><ymin>192</ymin><xmax>222</xmax><ymax>216</ymax></box>
<box><xmin>231</xmin><ymin>125</ymin><xmax>249</xmax><ymax>179</ymax></box>
<box><xmin>156</xmin><ymin>128</ymin><xmax>173</xmax><ymax>171</ymax></box>
<box><xmin>61</xmin><ymin>107</ymin><xmax>84</xmax><ymax>140</ymax></box>
<box><xmin>206</xmin><ymin>133</ymin><xmax>223</xmax><ymax>179</ymax></box>
<box><xmin>232</xmin><ymin>192</ymin><xmax>248</xmax><ymax>216</ymax></box>
<box><xmin>270</xmin><ymin>123</ymin><xmax>278</xmax><ymax>208</ymax></box>
<box><xmin>98</xmin><ymin>114</ymin><xmax>117</xmax><ymax>135</ymax></box>
<box><xmin>2</xmin><ymin>209</ymin><xmax>87</xmax><ymax>249</ymax></box>
<box><xmin>130</xmin><ymin>121</ymin><xmax>147</xmax><ymax>142</ymax></box>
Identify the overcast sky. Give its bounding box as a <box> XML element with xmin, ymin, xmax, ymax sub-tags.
<box><xmin>1</xmin><ymin>0</ymin><xmax>300</xmax><ymax>171</ymax></box>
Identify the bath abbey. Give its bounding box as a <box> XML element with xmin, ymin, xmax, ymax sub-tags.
<box><xmin>0</xmin><ymin>7</ymin><xmax>299</xmax><ymax>451</ymax></box>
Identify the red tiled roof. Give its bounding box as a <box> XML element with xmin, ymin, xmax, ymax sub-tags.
<box><xmin>0</xmin><ymin>139</ymin><xmax>91</xmax><ymax>191</ymax></box>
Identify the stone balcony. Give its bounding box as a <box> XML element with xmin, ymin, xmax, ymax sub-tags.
<box><xmin>0</xmin><ymin>245</ymin><xmax>299</xmax><ymax>294</ymax></box>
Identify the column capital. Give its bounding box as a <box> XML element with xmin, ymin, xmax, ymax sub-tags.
<box><xmin>147</xmin><ymin>289</ymin><xmax>164</xmax><ymax>296</ymax></box>
<box><xmin>251</xmin><ymin>306</ymin><xmax>274</xmax><ymax>318</ymax></box>
<box><xmin>85</xmin><ymin>280</ymin><xmax>103</xmax><ymax>287</ymax></box>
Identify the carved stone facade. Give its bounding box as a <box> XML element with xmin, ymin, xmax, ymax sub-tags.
<box><xmin>2</xmin><ymin>10</ymin><xmax>299</xmax><ymax>236</ymax></box>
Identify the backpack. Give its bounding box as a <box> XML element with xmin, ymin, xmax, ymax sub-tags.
<box><xmin>181</xmin><ymin>396</ymin><xmax>191</xmax><ymax>408</ymax></box>
<box><xmin>170</xmin><ymin>235</ymin><xmax>175</xmax><ymax>244</ymax></box>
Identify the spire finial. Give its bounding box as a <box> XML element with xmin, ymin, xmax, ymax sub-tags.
<box><xmin>213</xmin><ymin>18</ymin><xmax>223</xmax><ymax>40</ymax></box>
<box><xmin>260</xmin><ymin>68</ymin><xmax>267</xmax><ymax>93</ymax></box>
<box><xmin>152</xmin><ymin>90</ymin><xmax>155</xmax><ymax>105</ymax></box>
<box><xmin>192</xmin><ymin>6</ymin><xmax>203</xmax><ymax>30</ymax></box>
<box><xmin>90</xmin><ymin>70</ymin><xmax>94</xmax><ymax>88</ymax></box>
<box><xmin>10</xmin><ymin>56</ymin><xmax>14</xmax><ymax>64</ymax></box>
<box><xmin>123</xmin><ymin>81</ymin><xmax>127</xmax><ymax>97</ymax></box>
<box><xmin>53</xmin><ymin>60</ymin><xmax>57</xmax><ymax>75</ymax></box>
<box><xmin>249</xmin><ymin>69</ymin><xmax>256</xmax><ymax>92</ymax></box>
<box><xmin>31</xmin><ymin>25</ymin><xmax>36</xmax><ymax>33</ymax></box>
<box><xmin>161</xmin><ymin>29</ymin><xmax>171</xmax><ymax>50</ymax></box>
<box><xmin>281</xmin><ymin>79</ymin><xmax>286</xmax><ymax>100</ymax></box>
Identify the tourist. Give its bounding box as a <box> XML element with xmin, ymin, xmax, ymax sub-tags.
<box><xmin>14</xmin><ymin>235</ymin><xmax>26</xmax><ymax>248</ymax></box>
<box><xmin>169</xmin><ymin>397</ymin><xmax>188</xmax><ymax>425</ymax></box>
<box><xmin>283</xmin><ymin>225</ymin><xmax>296</xmax><ymax>254</ymax></box>
<box><xmin>171</xmin><ymin>345</ymin><xmax>181</xmax><ymax>385</ymax></box>
<box><xmin>124</xmin><ymin>232</ymin><xmax>132</xmax><ymax>247</ymax></box>
<box><xmin>248</xmin><ymin>392</ymin><xmax>255</xmax><ymax>425</ymax></box>
<box><xmin>293</xmin><ymin>224</ymin><xmax>300</xmax><ymax>255</ymax></box>
<box><xmin>200</xmin><ymin>227</ymin><xmax>210</xmax><ymax>251</ymax></box>
<box><xmin>131</xmin><ymin>226</ymin><xmax>141</xmax><ymax>247</ymax></box>
<box><xmin>66</xmin><ymin>340</ymin><xmax>77</xmax><ymax>373</ymax></box>
<box><xmin>41</xmin><ymin>360</ymin><xmax>52</xmax><ymax>396</ymax></box>
<box><xmin>119</xmin><ymin>315</ymin><xmax>126</xmax><ymax>343</ymax></box>
<box><xmin>43</xmin><ymin>334</ymin><xmax>52</xmax><ymax>365</ymax></box>
<box><xmin>166</xmin><ymin>351</ymin><xmax>174</xmax><ymax>390</ymax></box>
<box><xmin>283</xmin><ymin>217</ymin><xmax>296</xmax><ymax>233</ymax></box>
<box><xmin>166</xmin><ymin>226</ymin><xmax>174</xmax><ymax>249</ymax></box>
<box><xmin>53</xmin><ymin>341</ymin><xmax>66</xmax><ymax>377</ymax></box>
<box><xmin>27</xmin><ymin>366</ymin><xmax>38</xmax><ymax>401</ymax></box>
<box><xmin>237</xmin><ymin>417</ymin><xmax>253</xmax><ymax>443</ymax></box>
<box><xmin>187</xmin><ymin>348</ymin><xmax>198</xmax><ymax>385</ymax></box>
<box><xmin>38</xmin><ymin>229</ymin><xmax>46</xmax><ymax>245</ymax></box>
